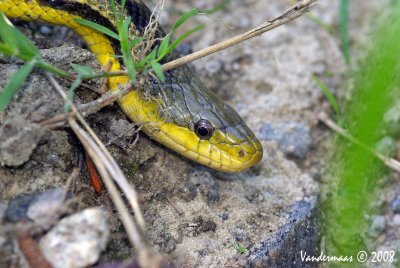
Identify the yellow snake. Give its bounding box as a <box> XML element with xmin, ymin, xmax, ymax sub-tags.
<box><xmin>0</xmin><ymin>0</ymin><xmax>263</xmax><ymax>172</ymax></box>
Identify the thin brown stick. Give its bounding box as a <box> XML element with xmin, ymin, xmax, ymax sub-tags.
<box><xmin>161</xmin><ymin>0</ymin><xmax>317</xmax><ymax>72</ymax></box>
<box><xmin>46</xmin><ymin>74</ymin><xmax>153</xmax><ymax>260</ymax></box>
<box><xmin>317</xmin><ymin>112</ymin><xmax>400</xmax><ymax>172</ymax></box>
<box><xmin>17</xmin><ymin>228</ymin><xmax>52</xmax><ymax>268</ymax></box>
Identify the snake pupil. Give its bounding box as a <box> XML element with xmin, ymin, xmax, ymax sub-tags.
<box><xmin>198</xmin><ymin>127</ymin><xmax>209</xmax><ymax>137</ymax></box>
<box><xmin>194</xmin><ymin>119</ymin><xmax>214</xmax><ymax>140</ymax></box>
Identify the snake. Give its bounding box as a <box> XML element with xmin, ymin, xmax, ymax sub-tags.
<box><xmin>0</xmin><ymin>0</ymin><xmax>263</xmax><ymax>172</ymax></box>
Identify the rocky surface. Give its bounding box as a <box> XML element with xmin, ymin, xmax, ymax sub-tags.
<box><xmin>0</xmin><ymin>0</ymin><xmax>377</xmax><ymax>267</ymax></box>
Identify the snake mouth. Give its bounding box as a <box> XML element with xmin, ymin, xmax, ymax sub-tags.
<box><xmin>145</xmin><ymin>123</ymin><xmax>263</xmax><ymax>172</ymax></box>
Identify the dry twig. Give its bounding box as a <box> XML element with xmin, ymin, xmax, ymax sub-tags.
<box><xmin>17</xmin><ymin>228</ymin><xmax>52</xmax><ymax>268</ymax></box>
<box><xmin>45</xmin><ymin>73</ymin><xmax>158</xmax><ymax>267</ymax></box>
<box><xmin>161</xmin><ymin>0</ymin><xmax>317</xmax><ymax>71</ymax></box>
<box><xmin>317</xmin><ymin>112</ymin><xmax>400</xmax><ymax>173</ymax></box>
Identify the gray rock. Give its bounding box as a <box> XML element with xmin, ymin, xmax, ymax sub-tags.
<box><xmin>392</xmin><ymin>215</ymin><xmax>400</xmax><ymax>225</ymax></box>
<box><xmin>259</xmin><ymin>122</ymin><xmax>312</xmax><ymax>159</ymax></box>
<box><xmin>0</xmin><ymin>116</ymin><xmax>45</xmax><ymax>166</ymax></box>
<box><xmin>40</xmin><ymin>208</ymin><xmax>109</xmax><ymax>268</ymax></box>
<box><xmin>0</xmin><ymin>203</ymin><xmax>6</xmax><ymax>223</ymax></box>
<box><xmin>367</xmin><ymin>215</ymin><xmax>386</xmax><ymax>238</ymax></box>
<box><xmin>4</xmin><ymin>193</ymin><xmax>37</xmax><ymax>222</ymax></box>
<box><xmin>247</xmin><ymin>199</ymin><xmax>319</xmax><ymax>268</ymax></box>
<box><xmin>391</xmin><ymin>198</ymin><xmax>400</xmax><ymax>214</ymax></box>
<box><xmin>27</xmin><ymin>188</ymin><xmax>65</xmax><ymax>228</ymax></box>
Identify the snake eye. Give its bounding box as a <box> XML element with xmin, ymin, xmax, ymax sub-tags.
<box><xmin>194</xmin><ymin>119</ymin><xmax>214</xmax><ymax>140</ymax></box>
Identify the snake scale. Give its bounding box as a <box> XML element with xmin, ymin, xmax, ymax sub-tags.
<box><xmin>0</xmin><ymin>0</ymin><xmax>263</xmax><ymax>172</ymax></box>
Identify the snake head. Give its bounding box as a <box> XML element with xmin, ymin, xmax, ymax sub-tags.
<box><xmin>130</xmin><ymin>65</ymin><xmax>263</xmax><ymax>173</ymax></box>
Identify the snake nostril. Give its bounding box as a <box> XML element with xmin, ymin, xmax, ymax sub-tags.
<box><xmin>238</xmin><ymin>149</ymin><xmax>245</xmax><ymax>158</ymax></box>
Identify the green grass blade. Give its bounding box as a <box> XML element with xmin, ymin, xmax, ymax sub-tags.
<box><xmin>71</xmin><ymin>64</ymin><xmax>94</xmax><ymax>76</ymax></box>
<box><xmin>120</xmin><ymin>16</ymin><xmax>136</xmax><ymax>83</ymax></box>
<box><xmin>74</xmin><ymin>18</ymin><xmax>119</xmax><ymax>40</ymax></box>
<box><xmin>14</xmin><ymin>29</ymin><xmax>40</xmax><ymax>60</ymax></box>
<box><xmin>119</xmin><ymin>0</ymin><xmax>127</xmax><ymax>27</ymax></box>
<box><xmin>0</xmin><ymin>13</ymin><xmax>18</xmax><ymax>54</ymax></box>
<box><xmin>161</xmin><ymin>25</ymin><xmax>204</xmax><ymax>59</ymax></box>
<box><xmin>151</xmin><ymin>61</ymin><xmax>165</xmax><ymax>82</ymax></box>
<box><xmin>312</xmin><ymin>75</ymin><xmax>340</xmax><ymax>116</ymax></box>
<box><xmin>172</xmin><ymin>8</ymin><xmax>198</xmax><ymax>31</ymax></box>
<box><xmin>157</xmin><ymin>33</ymin><xmax>172</xmax><ymax>59</ymax></box>
<box><xmin>0</xmin><ymin>43</ymin><xmax>13</xmax><ymax>55</ymax></box>
<box><xmin>64</xmin><ymin>78</ymin><xmax>82</xmax><ymax>112</ymax></box>
<box><xmin>0</xmin><ymin>61</ymin><xmax>36</xmax><ymax>111</ymax></box>
<box><xmin>200</xmin><ymin>0</ymin><xmax>230</xmax><ymax>15</ymax></box>
<box><xmin>339</xmin><ymin>0</ymin><xmax>350</xmax><ymax>65</ymax></box>
<box><xmin>307</xmin><ymin>13</ymin><xmax>336</xmax><ymax>35</ymax></box>
<box><xmin>129</xmin><ymin>37</ymin><xmax>143</xmax><ymax>49</ymax></box>
<box><xmin>108</xmin><ymin>0</ymin><xmax>118</xmax><ymax>24</ymax></box>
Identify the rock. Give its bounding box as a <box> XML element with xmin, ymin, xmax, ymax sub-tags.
<box><xmin>0</xmin><ymin>203</ymin><xmax>6</xmax><ymax>223</ymax></box>
<box><xmin>247</xmin><ymin>199</ymin><xmax>319</xmax><ymax>267</ymax></box>
<box><xmin>391</xmin><ymin>198</ymin><xmax>400</xmax><ymax>214</ymax></box>
<box><xmin>367</xmin><ymin>215</ymin><xmax>386</xmax><ymax>238</ymax></box>
<box><xmin>40</xmin><ymin>208</ymin><xmax>109</xmax><ymax>268</ymax></box>
<box><xmin>259</xmin><ymin>122</ymin><xmax>312</xmax><ymax>159</ymax></box>
<box><xmin>5</xmin><ymin>188</ymin><xmax>68</xmax><ymax>224</ymax></box>
<box><xmin>4</xmin><ymin>193</ymin><xmax>37</xmax><ymax>222</ymax></box>
<box><xmin>392</xmin><ymin>215</ymin><xmax>400</xmax><ymax>225</ymax></box>
<box><xmin>0</xmin><ymin>116</ymin><xmax>45</xmax><ymax>166</ymax></box>
<box><xmin>27</xmin><ymin>188</ymin><xmax>65</xmax><ymax>228</ymax></box>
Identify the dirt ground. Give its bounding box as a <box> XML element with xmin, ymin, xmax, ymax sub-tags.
<box><xmin>0</xmin><ymin>0</ymin><xmax>389</xmax><ymax>267</ymax></box>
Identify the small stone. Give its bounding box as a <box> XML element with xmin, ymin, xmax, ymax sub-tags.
<box><xmin>259</xmin><ymin>122</ymin><xmax>312</xmax><ymax>158</ymax></box>
<box><xmin>177</xmin><ymin>43</ymin><xmax>193</xmax><ymax>56</ymax></box>
<box><xmin>0</xmin><ymin>203</ymin><xmax>6</xmax><ymax>223</ymax></box>
<box><xmin>218</xmin><ymin>211</ymin><xmax>229</xmax><ymax>221</ymax></box>
<box><xmin>40</xmin><ymin>25</ymin><xmax>52</xmax><ymax>36</ymax></box>
<box><xmin>367</xmin><ymin>215</ymin><xmax>386</xmax><ymax>238</ymax></box>
<box><xmin>391</xmin><ymin>198</ymin><xmax>400</xmax><ymax>214</ymax></box>
<box><xmin>5</xmin><ymin>193</ymin><xmax>37</xmax><ymax>222</ymax></box>
<box><xmin>392</xmin><ymin>215</ymin><xmax>400</xmax><ymax>225</ymax></box>
<box><xmin>0</xmin><ymin>116</ymin><xmax>45</xmax><ymax>166</ymax></box>
<box><xmin>40</xmin><ymin>208</ymin><xmax>109</xmax><ymax>268</ymax></box>
<box><xmin>27</xmin><ymin>188</ymin><xmax>65</xmax><ymax>228</ymax></box>
<box><xmin>204</xmin><ymin>61</ymin><xmax>222</xmax><ymax>74</ymax></box>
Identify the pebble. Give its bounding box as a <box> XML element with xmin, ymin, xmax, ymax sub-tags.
<box><xmin>40</xmin><ymin>25</ymin><xmax>52</xmax><ymax>36</ymax></box>
<box><xmin>218</xmin><ymin>211</ymin><xmax>229</xmax><ymax>221</ymax></box>
<box><xmin>0</xmin><ymin>203</ymin><xmax>6</xmax><ymax>223</ymax></box>
<box><xmin>392</xmin><ymin>215</ymin><xmax>400</xmax><ymax>225</ymax></box>
<box><xmin>0</xmin><ymin>117</ymin><xmax>45</xmax><ymax>166</ymax></box>
<box><xmin>204</xmin><ymin>61</ymin><xmax>222</xmax><ymax>74</ymax></box>
<box><xmin>4</xmin><ymin>193</ymin><xmax>37</xmax><ymax>222</ymax></box>
<box><xmin>391</xmin><ymin>198</ymin><xmax>400</xmax><ymax>214</ymax></box>
<box><xmin>27</xmin><ymin>188</ymin><xmax>65</xmax><ymax>228</ymax></box>
<box><xmin>259</xmin><ymin>122</ymin><xmax>312</xmax><ymax>158</ymax></box>
<box><xmin>367</xmin><ymin>215</ymin><xmax>386</xmax><ymax>238</ymax></box>
<box><xmin>40</xmin><ymin>208</ymin><xmax>109</xmax><ymax>268</ymax></box>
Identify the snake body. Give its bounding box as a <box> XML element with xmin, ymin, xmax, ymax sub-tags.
<box><xmin>0</xmin><ymin>0</ymin><xmax>263</xmax><ymax>172</ymax></box>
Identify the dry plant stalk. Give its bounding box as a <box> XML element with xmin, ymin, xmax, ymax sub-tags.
<box><xmin>317</xmin><ymin>112</ymin><xmax>400</xmax><ymax>172</ymax></box>
<box><xmin>45</xmin><ymin>74</ymin><xmax>155</xmax><ymax>264</ymax></box>
<box><xmin>162</xmin><ymin>0</ymin><xmax>317</xmax><ymax>71</ymax></box>
<box><xmin>133</xmin><ymin>0</ymin><xmax>165</xmax><ymax>61</ymax></box>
